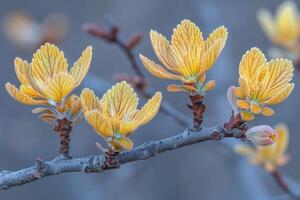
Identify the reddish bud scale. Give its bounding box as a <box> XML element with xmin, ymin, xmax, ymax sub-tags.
<box><xmin>125</xmin><ymin>33</ymin><xmax>143</xmax><ymax>50</ymax></box>
<box><xmin>83</xmin><ymin>23</ymin><xmax>115</xmax><ymax>42</ymax></box>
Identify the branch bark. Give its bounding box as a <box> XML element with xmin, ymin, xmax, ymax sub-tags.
<box><xmin>53</xmin><ymin>118</ymin><xmax>73</xmax><ymax>158</ymax></box>
<box><xmin>188</xmin><ymin>94</ymin><xmax>206</xmax><ymax>130</ymax></box>
<box><xmin>0</xmin><ymin>126</ymin><xmax>242</xmax><ymax>190</ymax></box>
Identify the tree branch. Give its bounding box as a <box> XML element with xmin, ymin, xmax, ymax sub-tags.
<box><xmin>0</xmin><ymin>126</ymin><xmax>242</xmax><ymax>190</ymax></box>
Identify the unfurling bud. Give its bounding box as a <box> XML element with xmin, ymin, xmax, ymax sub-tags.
<box><xmin>203</xmin><ymin>80</ymin><xmax>216</xmax><ymax>91</ymax></box>
<box><xmin>125</xmin><ymin>33</ymin><xmax>143</xmax><ymax>50</ymax></box>
<box><xmin>227</xmin><ymin>86</ymin><xmax>239</xmax><ymax>115</ymax></box>
<box><xmin>246</xmin><ymin>125</ymin><xmax>277</xmax><ymax>146</ymax></box>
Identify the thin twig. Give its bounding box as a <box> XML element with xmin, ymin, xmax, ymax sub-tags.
<box><xmin>115</xmin><ymin>38</ymin><xmax>145</xmax><ymax>79</ymax></box>
<box><xmin>272</xmin><ymin>170</ymin><xmax>300</xmax><ymax>199</ymax></box>
<box><xmin>0</xmin><ymin>126</ymin><xmax>243</xmax><ymax>190</ymax></box>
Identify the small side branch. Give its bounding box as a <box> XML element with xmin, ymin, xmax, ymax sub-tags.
<box><xmin>272</xmin><ymin>170</ymin><xmax>300</xmax><ymax>199</ymax></box>
<box><xmin>0</xmin><ymin>126</ymin><xmax>242</xmax><ymax>190</ymax></box>
<box><xmin>115</xmin><ymin>38</ymin><xmax>145</xmax><ymax>79</ymax></box>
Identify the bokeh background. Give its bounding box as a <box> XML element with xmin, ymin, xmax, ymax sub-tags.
<box><xmin>0</xmin><ymin>0</ymin><xmax>299</xmax><ymax>199</ymax></box>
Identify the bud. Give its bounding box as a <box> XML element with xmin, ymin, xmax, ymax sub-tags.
<box><xmin>227</xmin><ymin>86</ymin><xmax>239</xmax><ymax>115</ymax></box>
<box><xmin>83</xmin><ymin>23</ymin><xmax>113</xmax><ymax>42</ymax></box>
<box><xmin>125</xmin><ymin>33</ymin><xmax>143</xmax><ymax>50</ymax></box>
<box><xmin>203</xmin><ymin>80</ymin><xmax>216</xmax><ymax>91</ymax></box>
<box><xmin>261</xmin><ymin>106</ymin><xmax>275</xmax><ymax>116</ymax></box>
<box><xmin>246</xmin><ymin>125</ymin><xmax>277</xmax><ymax>146</ymax></box>
<box><xmin>240</xmin><ymin>111</ymin><xmax>255</xmax><ymax>121</ymax></box>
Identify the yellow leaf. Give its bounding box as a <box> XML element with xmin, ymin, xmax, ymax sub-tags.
<box><xmin>31</xmin><ymin>43</ymin><xmax>68</xmax><ymax>81</ymax></box>
<box><xmin>201</xmin><ymin>26</ymin><xmax>227</xmax><ymax>74</ymax></box>
<box><xmin>5</xmin><ymin>83</ymin><xmax>47</xmax><ymax>105</ymax></box>
<box><xmin>150</xmin><ymin>30</ymin><xmax>177</xmax><ymax>71</ymax></box>
<box><xmin>276</xmin><ymin>1</ymin><xmax>298</xmax><ymax>44</ymax></box>
<box><xmin>100</xmin><ymin>81</ymin><xmax>139</xmax><ymax>118</ymax></box>
<box><xmin>119</xmin><ymin>120</ymin><xmax>139</xmax><ymax>136</ymax></box>
<box><xmin>240</xmin><ymin>111</ymin><xmax>255</xmax><ymax>121</ymax></box>
<box><xmin>167</xmin><ymin>84</ymin><xmax>186</xmax><ymax>92</ymax></box>
<box><xmin>199</xmin><ymin>74</ymin><xmax>206</xmax><ymax>84</ymax></box>
<box><xmin>257</xmin><ymin>9</ymin><xmax>276</xmax><ymax>40</ymax></box>
<box><xmin>236</xmin><ymin>99</ymin><xmax>250</xmax><ymax>109</ymax></box>
<box><xmin>23</xmin><ymin>64</ymin><xmax>45</xmax><ymax>95</ymax></box>
<box><xmin>233</xmin><ymin>87</ymin><xmax>245</xmax><ymax>99</ymax></box>
<box><xmin>80</xmin><ymin>88</ymin><xmax>101</xmax><ymax>112</ymax></box>
<box><xmin>39</xmin><ymin>113</ymin><xmax>56</xmax><ymax>124</ymax></box>
<box><xmin>250</xmin><ymin>103</ymin><xmax>261</xmax><ymax>114</ymax></box>
<box><xmin>261</xmin><ymin>107</ymin><xmax>275</xmax><ymax>116</ymax></box>
<box><xmin>273</xmin><ymin>124</ymin><xmax>289</xmax><ymax>160</ymax></box>
<box><xmin>32</xmin><ymin>107</ymin><xmax>53</xmax><ymax>114</ymax></box>
<box><xmin>68</xmin><ymin>96</ymin><xmax>81</xmax><ymax>117</ymax></box>
<box><xmin>266</xmin><ymin>83</ymin><xmax>294</xmax><ymax>105</ymax></box>
<box><xmin>133</xmin><ymin>92</ymin><xmax>162</xmax><ymax>126</ymax></box>
<box><xmin>201</xmin><ymin>39</ymin><xmax>226</xmax><ymax>74</ymax></box>
<box><xmin>238</xmin><ymin>78</ymin><xmax>249</xmax><ymax>98</ymax></box>
<box><xmin>239</xmin><ymin>47</ymin><xmax>266</xmax><ymax>82</ymax></box>
<box><xmin>84</xmin><ymin>110</ymin><xmax>113</xmax><ymax>137</ymax></box>
<box><xmin>204</xmin><ymin>26</ymin><xmax>228</xmax><ymax>51</ymax></box>
<box><xmin>69</xmin><ymin>46</ymin><xmax>92</xmax><ymax>86</ymax></box>
<box><xmin>14</xmin><ymin>57</ymin><xmax>30</xmax><ymax>85</ymax></box>
<box><xmin>65</xmin><ymin>95</ymin><xmax>78</xmax><ymax>108</ymax></box>
<box><xmin>261</xmin><ymin>59</ymin><xmax>294</xmax><ymax>102</ymax></box>
<box><xmin>203</xmin><ymin>80</ymin><xmax>216</xmax><ymax>91</ymax></box>
<box><xmin>20</xmin><ymin>84</ymin><xmax>42</xmax><ymax>98</ymax></box>
<box><xmin>170</xmin><ymin>19</ymin><xmax>203</xmax><ymax>77</ymax></box>
<box><xmin>38</xmin><ymin>73</ymin><xmax>76</xmax><ymax>103</ymax></box>
<box><xmin>139</xmin><ymin>54</ymin><xmax>181</xmax><ymax>80</ymax></box>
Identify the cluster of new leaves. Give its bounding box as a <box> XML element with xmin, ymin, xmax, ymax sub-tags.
<box><xmin>5</xmin><ymin>43</ymin><xmax>162</xmax><ymax>155</ymax></box>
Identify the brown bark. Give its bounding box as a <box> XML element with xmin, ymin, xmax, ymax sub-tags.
<box><xmin>223</xmin><ymin>113</ymin><xmax>245</xmax><ymax>131</ymax></box>
<box><xmin>188</xmin><ymin>94</ymin><xmax>206</xmax><ymax>130</ymax></box>
<box><xmin>53</xmin><ymin>118</ymin><xmax>72</xmax><ymax>158</ymax></box>
<box><xmin>100</xmin><ymin>150</ymin><xmax>121</xmax><ymax>170</ymax></box>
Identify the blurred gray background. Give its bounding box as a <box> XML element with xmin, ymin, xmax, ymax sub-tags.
<box><xmin>0</xmin><ymin>0</ymin><xmax>299</xmax><ymax>199</ymax></box>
